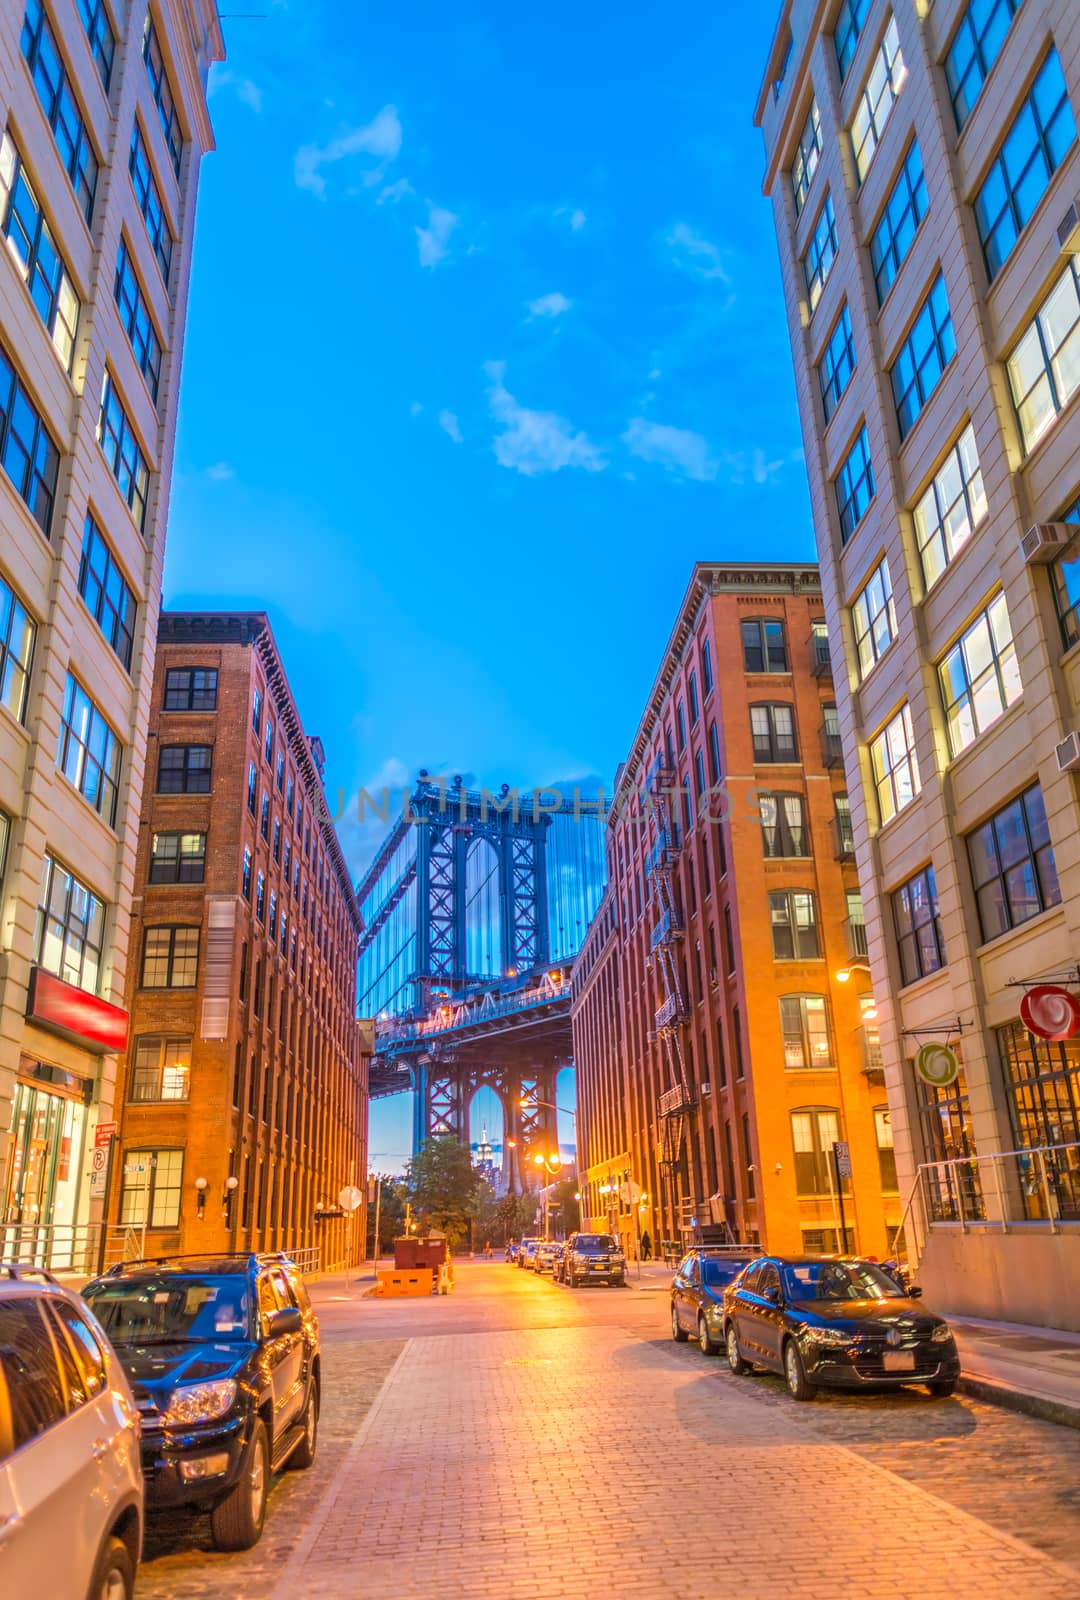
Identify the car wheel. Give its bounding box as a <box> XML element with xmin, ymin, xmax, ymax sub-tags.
<box><xmin>783</xmin><ymin>1339</ymin><xmax>815</xmax><ymax>1402</ymax></box>
<box><xmin>671</xmin><ymin>1302</ymin><xmax>689</xmax><ymax>1342</ymax></box>
<box><xmin>211</xmin><ymin>1417</ymin><xmax>269</xmax><ymax>1550</ymax></box>
<box><xmin>928</xmin><ymin>1378</ymin><xmax>957</xmax><ymax>1398</ymax></box>
<box><xmin>289</xmin><ymin>1382</ymin><xmax>319</xmax><ymax>1469</ymax></box>
<box><xmin>725</xmin><ymin>1323</ymin><xmax>751</xmax><ymax>1375</ymax></box>
<box><xmin>90</xmin><ymin>1534</ymin><xmax>135</xmax><ymax>1600</ymax></box>
<box><xmin>698</xmin><ymin>1315</ymin><xmax>720</xmax><ymax>1357</ymax></box>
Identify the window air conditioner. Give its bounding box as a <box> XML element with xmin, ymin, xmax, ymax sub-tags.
<box><xmin>1055</xmin><ymin>732</ymin><xmax>1080</xmax><ymax>774</ymax></box>
<box><xmin>1021</xmin><ymin>522</ymin><xmax>1071</xmax><ymax>564</ymax></box>
<box><xmin>1057</xmin><ymin>201</ymin><xmax>1080</xmax><ymax>255</ymax></box>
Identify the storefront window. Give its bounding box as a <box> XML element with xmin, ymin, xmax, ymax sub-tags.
<box><xmin>997</xmin><ymin>1021</ymin><xmax>1080</xmax><ymax>1221</ymax></box>
<box><xmin>1</xmin><ymin>1076</ymin><xmax>89</xmax><ymax>1268</ymax></box>
<box><xmin>917</xmin><ymin>1066</ymin><xmax>985</xmax><ymax>1221</ymax></box>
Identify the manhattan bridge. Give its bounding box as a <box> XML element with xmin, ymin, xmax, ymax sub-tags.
<box><xmin>356</xmin><ymin>776</ymin><xmax>606</xmax><ymax>1192</ymax></box>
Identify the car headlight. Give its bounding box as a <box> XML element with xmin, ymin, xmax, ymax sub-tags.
<box><xmin>164</xmin><ymin>1379</ymin><xmax>238</xmax><ymax>1425</ymax></box>
<box><xmin>931</xmin><ymin>1323</ymin><xmax>953</xmax><ymax>1344</ymax></box>
<box><xmin>810</xmin><ymin>1326</ymin><xmax>854</xmax><ymax>1347</ymax></box>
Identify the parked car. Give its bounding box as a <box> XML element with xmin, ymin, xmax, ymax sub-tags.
<box><xmin>505</xmin><ymin>1240</ymin><xmax>521</xmax><ymax>1263</ymax></box>
<box><xmin>533</xmin><ymin>1240</ymin><xmax>560</xmax><ymax>1274</ymax></box>
<box><xmin>517</xmin><ymin>1238</ymin><xmax>541</xmax><ymax>1270</ymax></box>
<box><xmin>82</xmin><ymin>1252</ymin><xmax>320</xmax><ymax>1550</ymax></box>
<box><xmin>562</xmin><ymin>1233</ymin><xmax>626</xmax><ymax>1286</ymax></box>
<box><xmin>670</xmin><ymin>1248</ymin><xmax>762</xmax><ymax>1355</ymax></box>
<box><xmin>722</xmin><ymin>1255</ymin><xmax>960</xmax><ymax>1401</ymax></box>
<box><xmin>0</xmin><ymin>1263</ymin><xmax>143</xmax><ymax>1600</ymax></box>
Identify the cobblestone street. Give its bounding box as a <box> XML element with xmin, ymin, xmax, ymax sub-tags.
<box><xmin>138</xmin><ymin>1264</ymin><xmax>1080</xmax><ymax>1600</ymax></box>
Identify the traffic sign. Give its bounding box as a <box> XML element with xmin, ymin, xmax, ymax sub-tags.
<box><xmin>832</xmin><ymin>1141</ymin><xmax>852</xmax><ymax>1180</ymax></box>
<box><xmin>338</xmin><ymin>1185</ymin><xmax>364</xmax><ymax>1213</ymax></box>
<box><xmin>95</xmin><ymin>1122</ymin><xmax>117</xmax><ymax>1147</ymax></box>
<box><xmin>914</xmin><ymin>1043</ymin><xmax>959</xmax><ymax>1087</ymax></box>
<box><xmin>619</xmin><ymin>1180</ymin><xmax>642</xmax><ymax>1205</ymax></box>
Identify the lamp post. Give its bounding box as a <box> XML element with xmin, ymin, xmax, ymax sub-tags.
<box><xmin>832</xmin><ymin>960</ymin><xmax>874</xmax><ymax>1254</ymax></box>
<box><xmin>533</xmin><ymin>1152</ymin><xmax>563</xmax><ymax>1238</ymax></box>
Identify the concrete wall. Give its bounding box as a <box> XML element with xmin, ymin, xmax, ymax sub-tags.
<box><xmin>920</xmin><ymin>1229</ymin><xmax>1080</xmax><ymax>1331</ymax></box>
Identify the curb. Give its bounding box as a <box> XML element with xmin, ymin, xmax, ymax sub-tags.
<box><xmin>958</xmin><ymin>1371</ymin><xmax>1080</xmax><ymax>1432</ymax></box>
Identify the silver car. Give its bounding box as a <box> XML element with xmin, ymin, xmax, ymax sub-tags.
<box><xmin>0</xmin><ymin>1266</ymin><xmax>143</xmax><ymax>1599</ymax></box>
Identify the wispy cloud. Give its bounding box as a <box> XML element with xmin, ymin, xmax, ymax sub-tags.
<box><xmin>416</xmin><ymin>203</ymin><xmax>459</xmax><ymax>267</ymax></box>
<box><xmin>553</xmin><ymin>206</ymin><xmax>587</xmax><ymax>232</ymax></box>
<box><xmin>622</xmin><ymin>418</ymin><xmax>716</xmax><ymax>482</ymax></box>
<box><xmin>527</xmin><ymin>292</ymin><xmax>573</xmax><ymax>320</ymax></box>
<box><xmin>206</xmin><ymin>461</ymin><xmax>236</xmax><ymax>482</ymax></box>
<box><xmin>409</xmin><ymin>401</ymin><xmax>424</xmax><ymax>417</ymax></box>
<box><xmin>665</xmin><ymin>221</ymin><xmax>731</xmax><ymax>286</ymax></box>
<box><xmin>439</xmin><ymin>410</ymin><xmax>464</xmax><ymax>444</ymax></box>
<box><xmin>210</xmin><ymin>69</ymin><xmax>262</xmax><ymax>113</ymax></box>
<box><xmin>294</xmin><ymin>105</ymin><xmax>403</xmax><ymax>197</ymax></box>
<box><xmin>716</xmin><ymin>446</ymin><xmax>790</xmax><ymax>487</ymax></box>
<box><xmin>378</xmin><ymin>177</ymin><xmax>414</xmax><ymax>205</ymax></box>
<box><xmin>484</xmin><ymin>361</ymin><xmax>604</xmax><ymax>477</ymax></box>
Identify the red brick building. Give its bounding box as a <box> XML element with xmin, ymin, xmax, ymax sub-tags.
<box><xmin>106</xmin><ymin>613</ymin><xmax>368</xmax><ymax>1266</ymax></box>
<box><xmin>573</xmin><ymin>565</ymin><xmax>897</xmax><ymax>1258</ymax></box>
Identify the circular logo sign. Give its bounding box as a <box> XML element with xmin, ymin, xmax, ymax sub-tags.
<box><xmin>914</xmin><ymin>1043</ymin><xmax>959</xmax><ymax>1087</ymax></box>
<box><xmin>1019</xmin><ymin>985</ymin><xmax>1080</xmax><ymax>1042</ymax></box>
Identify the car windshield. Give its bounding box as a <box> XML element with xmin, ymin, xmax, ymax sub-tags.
<box><xmin>83</xmin><ymin>1276</ymin><xmax>252</xmax><ymax>1343</ymax></box>
<box><xmin>702</xmin><ymin>1258</ymin><xmax>748</xmax><ymax>1287</ymax></box>
<box><xmin>574</xmin><ymin>1236</ymin><xmax>617</xmax><ymax>1251</ymax></box>
<box><xmin>781</xmin><ymin>1261</ymin><xmax>907</xmax><ymax>1303</ymax></box>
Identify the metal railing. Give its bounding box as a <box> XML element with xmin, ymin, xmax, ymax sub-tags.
<box><xmin>820</xmin><ymin>728</ymin><xmax>845</xmax><ymax>768</ymax></box>
<box><xmin>896</xmin><ymin>1140</ymin><xmax>1080</xmax><ymax>1270</ymax></box>
<box><xmin>845</xmin><ymin>916</ymin><xmax>868</xmax><ymax>959</ymax></box>
<box><xmin>279</xmin><ymin>1246</ymin><xmax>322</xmax><ymax>1275</ymax></box>
<box><xmin>0</xmin><ymin>1222</ymin><xmax>142</xmax><ymax>1277</ymax></box>
<box><xmin>833</xmin><ymin>816</ymin><xmax>855</xmax><ymax>859</ymax></box>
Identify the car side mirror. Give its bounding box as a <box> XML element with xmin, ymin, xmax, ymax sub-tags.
<box><xmin>907</xmin><ymin>1285</ymin><xmax>923</xmax><ymax>1299</ymax></box>
<box><xmin>765</xmin><ymin>1286</ymin><xmax>783</xmax><ymax>1307</ymax></box>
<box><xmin>268</xmin><ymin>1306</ymin><xmax>303</xmax><ymax>1336</ymax></box>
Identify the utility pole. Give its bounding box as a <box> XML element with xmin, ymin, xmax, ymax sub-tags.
<box><xmin>372</xmin><ymin>1176</ymin><xmax>382</xmax><ymax>1267</ymax></box>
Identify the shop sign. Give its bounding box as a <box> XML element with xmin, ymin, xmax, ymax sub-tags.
<box><xmin>26</xmin><ymin>968</ymin><xmax>128</xmax><ymax>1054</ymax></box>
<box><xmin>1018</xmin><ymin>985</ymin><xmax>1080</xmax><ymax>1042</ymax></box>
<box><xmin>914</xmin><ymin>1043</ymin><xmax>959</xmax><ymax>1087</ymax></box>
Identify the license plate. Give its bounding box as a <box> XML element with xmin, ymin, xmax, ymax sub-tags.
<box><xmin>883</xmin><ymin>1349</ymin><xmax>915</xmax><ymax>1372</ymax></box>
<box><xmin>591</xmin><ymin>1263</ymin><xmax>607</xmax><ymax>1270</ymax></box>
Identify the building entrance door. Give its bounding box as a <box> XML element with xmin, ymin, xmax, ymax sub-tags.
<box><xmin>2</xmin><ymin>1079</ymin><xmax>88</xmax><ymax>1267</ymax></box>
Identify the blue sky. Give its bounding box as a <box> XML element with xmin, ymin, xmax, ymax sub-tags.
<box><xmin>164</xmin><ymin>1</ymin><xmax>816</xmax><ymax>1169</ymax></box>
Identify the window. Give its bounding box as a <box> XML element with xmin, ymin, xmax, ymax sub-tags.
<box><xmin>846</xmin><ymin>890</ymin><xmax>866</xmax><ymax>959</ymax></box>
<box><xmin>974</xmin><ymin>50</ymin><xmax>1075</xmax><ymax>280</ymax></box>
<box><xmin>157</xmin><ymin>744</ymin><xmax>211</xmax><ymax>794</ymax></box>
<box><xmin>750</xmin><ymin>702</ymin><xmax>797</xmax><ymax>762</ymax></box>
<box><xmin>20</xmin><ymin>0</ymin><xmax>98</xmax><ymax>223</ymax></box>
<box><xmin>770</xmin><ymin>890</ymin><xmax>820</xmax><ymax>960</ymax></box>
<box><xmin>967</xmin><ymin>783</ymin><xmax>1060</xmax><ymax>940</ymax></box>
<box><xmin>142</xmin><ymin>926</ymin><xmax>199</xmax><ymax>988</ymax></box>
<box><xmin>118</xmin><ymin>1149</ymin><xmax>183</xmax><ymax>1228</ymax></box>
<box><xmin>36</xmin><ymin>854</ymin><xmax>105</xmax><ymax>992</ymax></box>
<box><xmin>1006</xmin><ymin>257</ymin><xmax>1080</xmax><ymax>453</ymax></box>
<box><xmin>791</xmin><ymin>99</ymin><xmax>822</xmax><ymax>217</ymax></box>
<box><xmin>791</xmin><ymin>1107</ymin><xmax>841</xmax><ymax>1193</ymax></box>
<box><xmin>688</xmin><ymin>671</ymin><xmax>699</xmax><ymax>726</ymax></box>
<box><xmin>242</xmin><ymin>844</ymin><xmax>252</xmax><ymax>900</ymax></box>
<box><xmin>758</xmin><ymin>793</ymin><xmax>809</xmax><ymax>858</ymax></box>
<box><xmin>273</xmin><ymin>817</ymin><xmax>281</xmax><ymax>863</ymax></box>
<box><xmin>143</xmin><ymin>15</ymin><xmax>183</xmax><ymax>175</ymax></box>
<box><xmin>114</xmin><ymin>241</ymin><xmax>163</xmax><ymax>403</ymax></box>
<box><xmin>130</xmin><ymin>1037</ymin><xmax>190</xmax><ymax>1102</ymax></box>
<box><xmin>741</xmin><ymin>618</ymin><xmax>788</xmax><ymax>673</ymax></box>
<box><xmin>0</xmin><ymin>1301</ymin><xmax>66</xmax><ymax>1447</ymax></box>
<box><xmin>835</xmin><ymin>0</ymin><xmax>870</xmax><ymax>79</ymax></box>
<box><xmin>997</xmin><ymin>1023</ymin><xmax>1080</xmax><ymax>1219</ymax></box>
<box><xmin>675</xmin><ymin>699</ymin><xmax>686</xmax><ymax>751</ymax></box>
<box><xmin>276</xmin><ymin>750</ymin><xmax>285</xmax><ymax>791</ymax></box>
<box><xmin>803</xmin><ymin>196</ymin><xmax>837</xmax><ymax>313</ymax></box>
<box><xmin>149</xmin><ymin>831</ymin><xmax>205</xmax><ymax>884</ymax></box>
<box><xmin>0</xmin><ymin>571</ymin><xmax>35</xmax><ymax>722</ymax></box>
<box><xmin>891</xmin><ymin>273</ymin><xmax>955</xmax><ymax>438</ymax></box>
<box><xmin>870</xmin><ymin>140</ymin><xmax>928</xmax><ymax>304</ymax></box>
<box><xmin>286</xmin><ymin>773</ymin><xmax>294</xmax><ymax>815</ymax></box>
<box><xmin>98</xmin><ymin>374</ymin><xmax>149</xmax><ymax>530</ymax></box>
<box><xmin>851</xmin><ymin>557</ymin><xmax>896</xmax><ymax>677</ymax></box>
<box><xmin>694</xmin><ymin>748</ymin><xmax>706</xmax><ymax>804</ymax></box>
<box><xmin>129</xmin><ymin>122</ymin><xmax>172</xmax><ymax>283</ymax></box>
<box><xmin>874</xmin><ymin>1107</ymin><xmax>898</xmax><ymax>1193</ymax></box>
<box><xmin>0</xmin><ymin>343</ymin><xmax>61</xmax><ymax>535</ymax></box>
<box><xmin>851</xmin><ymin>16</ymin><xmax>906</xmax><ymax>181</ymax></box>
<box><xmin>913</xmin><ymin>424</ymin><xmax>987</xmax><ymax>589</ymax></box>
<box><xmin>56</xmin><ymin>674</ymin><xmax>121</xmax><ymax>826</ymax></box>
<box><xmin>1051</xmin><ymin>496</ymin><xmax>1080</xmax><ymax>647</ymax></box>
<box><xmin>0</xmin><ymin>132</ymin><xmax>80</xmax><ymax>370</ymax></box>
<box><xmin>835</xmin><ymin>426</ymin><xmax>875</xmax><ymax>543</ymax></box>
<box><xmin>76</xmin><ymin>0</ymin><xmax>114</xmax><ymax>90</ymax></box>
<box><xmin>48</xmin><ymin>1299</ymin><xmax>107</xmax><ymax>1404</ymax></box>
<box><xmin>835</xmin><ymin>793</ymin><xmax>854</xmax><ymax>856</ymax></box>
<box><xmin>260</xmin><ymin>792</ymin><xmax>270</xmax><ymax>840</ymax></box>
<box><xmin>256</xmin><ymin>870</ymin><xmax>265</xmax><ymax>921</ymax></box>
<box><xmin>818</xmin><ymin>306</ymin><xmax>856</xmax><ymax>423</ymax></box>
<box><xmin>870</xmin><ymin>705</ymin><xmax>921</xmax><ymax>823</ymax></box>
<box><xmin>946</xmin><ymin>0</ymin><xmax>1023</xmax><ymax>130</ymax></box>
<box><xmin>893</xmin><ymin>865</ymin><xmax>945</xmax><ymax>985</ymax></box>
<box><xmin>78</xmin><ymin>518</ymin><xmax>136</xmax><ymax>672</ymax></box>
<box><xmin>939</xmin><ymin>594</ymin><xmax>1022</xmax><ymax>756</ymax></box>
<box><xmin>708</xmin><ymin>721</ymin><xmax>721</xmax><ymax>785</ymax></box>
<box><xmin>781</xmin><ymin>997</ymin><xmax>833</xmax><ymax>1070</ymax></box>
<box><xmin>268</xmin><ymin>890</ymin><xmax>277</xmax><ymax>938</ymax></box>
<box><xmin>164</xmin><ymin>667</ymin><xmax>217</xmax><ymax>712</ymax></box>
<box><xmin>701</xmin><ymin>638</ymin><xmax>713</xmax><ymax>694</ymax></box>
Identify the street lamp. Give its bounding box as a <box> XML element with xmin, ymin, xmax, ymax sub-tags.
<box><xmin>520</xmin><ymin>1095</ymin><xmax>576</xmax><ymax>1124</ymax></box>
<box><xmin>835</xmin><ymin>959</ymin><xmax>872</xmax><ymax>982</ymax></box>
<box><xmin>533</xmin><ymin>1152</ymin><xmax>563</xmax><ymax>1238</ymax></box>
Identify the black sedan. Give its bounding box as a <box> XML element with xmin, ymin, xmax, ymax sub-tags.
<box><xmin>722</xmin><ymin>1255</ymin><xmax>960</xmax><ymax>1401</ymax></box>
<box><xmin>670</xmin><ymin>1249</ymin><xmax>761</xmax><ymax>1355</ymax></box>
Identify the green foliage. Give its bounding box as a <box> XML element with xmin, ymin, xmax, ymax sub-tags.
<box><xmin>366</xmin><ymin>1175</ymin><xmax>407</xmax><ymax>1254</ymax></box>
<box><xmin>548</xmin><ymin>1177</ymin><xmax>580</xmax><ymax>1234</ymax></box>
<box><xmin>405</xmin><ymin>1136</ymin><xmax>486</xmax><ymax>1245</ymax></box>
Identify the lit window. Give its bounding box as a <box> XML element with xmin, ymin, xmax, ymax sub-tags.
<box><xmin>835</xmin><ymin>425</ymin><xmax>875</xmax><ymax>544</ymax></box>
<box><xmin>791</xmin><ymin>99</ymin><xmax>822</xmax><ymax>217</ymax></box>
<box><xmin>128</xmin><ymin>122</ymin><xmax>173</xmax><ymax>283</ymax></box>
<box><xmin>76</xmin><ymin>0</ymin><xmax>115</xmax><ymax>90</ymax></box>
<box><xmin>56</xmin><ymin>673</ymin><xmax>122</xmax><ymax>825</ymax></box>
<box><xmin>142</xmin><ymin>925</ymin><xmax>199</xmax><ymax>988</ymax></box>
<box><xmin>891</xmin><ymin>273</ymin><xmax>955</xmax><ymax>439</ymax></box>
<box><xmin>0</xmin><ymin>132</ymin><xmax>80</xmax><ymax>370</ymax></box>
<box><xmin>98</xmin><ymin>373</ymin><xmax>150</xmax><ymax>531</ymax></box>
<box><xmin>791</xmin><ymin>1107</ymin><xmax>842</xmax><ymax>1193</ymax></box>
<box><xmin>0</xmin><ymin>571</ymin><xmax>36</xmax><ymax>723</ymax></box>
<box><xmin>118</xmin><ymin>1149</ymin><xmax>183</xmax><ymax>1227</ymax></box>
<box><xmin>1006</xmin><ymin>258</ymin><xmax>1080</xmax><ymax>452</ymax></box>
<box><xmin>851</xmin><ymin>16</ymin><xmax>906</xmax><ymax>181</ymax></box>
<box><xmin>818</xmin><ymin>305</ymin><xmax>856</xmax><ymax>422</ymax></box>
<box><xmin>892</xmin><ymin>865</ymin><xmax>945</xmax><ymax>985</ymax></box>
<box><xmin>938</xmin><ymin>594</ymin><xmax>1022</xmax><ymax>756</ymax></box>
<box><xmin>0</xmin><ymin>343</ymin><xmax>60</xmax><ymax>534</ymax></box>
<box><xmin>945</xmin><ymin>0</ymin><xmax>1023</xmax><ymax>129</ymax></box>
<box><xmin>974</xmin><ymin>50</ymin><xmax>1076</xmax><ymax>280</ymax></box>
<box><xmin>913</xmin><ymin>424</ymin><xmax>987</xmax><ymax>589</ymax></box>
<box><xmin>149</xmin><ymin>832</ymin><xmax>206</xmax><ymax>884</ymax></box>
<box><xmin>870</xmin><ymin>140</ymin><xmax>927</xmax><ymax>304</ymax></box>
<box><xmin>21</xmin><ymin>0</ymin><xmax>98</xmax><ymax>223</ymax></box>
<box><xmin>36</xmin><ymin>854</ymin><xmax>105</xmax><ymax>992</ymax></box>
<box><xmin>870</xmin><ymin>705</ymin><xmax>921</xmax><ymax>823</ymax></box>
<box><xmin>851</xmin><ymin>557</ymin><xmax>896</xmax><ymax>678</ymax></box>
<box><xmin>142</xmin><ymin>15</ymin><xmax>184</xmax><ymax>175</ymax></box>
<box><xmin>114</xmin><ymin>241</ymin><xmax>163</xmax><ymax>403</ymax></box>
<box><xmin>78</xmin><ymin>518</ymin><xmax>136</xmax><ymax>671</ymax></box>
<box><xmin>770</xmin><ymin>890</ymin><xmax>820</xmax><ymax>959</ymax></box>
<box><xmin>780</xmin><ymin>998</ymin><xmax>833</xmax><ymax>1071</ymax></box>
<box><xmin>835</xmin><ymin>0</ymin><xmax>870</xmax><ymax>79</ymax></box>
<box><xmin>967</xmin><ymin>783</ymin><xmax>1060</xmax><ymax>940</ymax></box>
<box><xmin>803</xmin><ymin>196</ymin><xmax>837</xmax><ymax>313</ymax></box>
<box><xmin>130</xmin><ymin>1038</ymin><xmax>191</xmax><ymax>1102</ymax></box>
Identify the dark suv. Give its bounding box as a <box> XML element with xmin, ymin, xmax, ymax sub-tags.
<box><xmin>82</xmin><ymin>1252</ymin><xmax>320</xmax><ymax>1550</ymax></box>
<box><xmin>560</xmin><ymin>1233</ymin><xmax>626</xmax><ymax>1286</ymax></box>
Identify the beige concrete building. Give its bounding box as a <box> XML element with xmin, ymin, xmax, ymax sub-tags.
<box><xmin>756</xmin><ymin>0</ymin><xmax>1080</xmax><ymax>1326</ymax></box>
<box><xmin>0</xmin><ymin>1</ymin><xmax>223</xmax><ymax>1269</ymax></box>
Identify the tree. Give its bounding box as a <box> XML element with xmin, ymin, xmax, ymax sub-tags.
<box><xmin>366</xmin><ymin>1175</ymin><xmax>407</xmax><ymax>1255</ymax></box>
<box><xmin>496</xmin><ymin>1191</ymin><xmax>536</xmax><ymax>1243</ymax></box>
<box><xmin>548</xmin><ymin>1178</ymin><xmax>580</xmax><ymax>1236</ymax></box>
<box><xmin>405</xmin><ymin>1136</ymin><xmax>486</xmax><ymax>1245</ymax></box>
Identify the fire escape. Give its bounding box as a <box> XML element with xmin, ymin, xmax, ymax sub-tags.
<box><xmin>645</xmin><ymin>758</ymin><xmax>695</xmax><ymax>1217</ymax></box>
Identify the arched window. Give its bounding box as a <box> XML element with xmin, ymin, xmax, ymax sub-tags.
<box><xmin>790</xmin><ymin>1106</ymin><xmax>841</xmax><ymax>1195</ymax></box>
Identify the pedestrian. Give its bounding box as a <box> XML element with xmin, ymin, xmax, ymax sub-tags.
<box><xmin>640</xmin><ymin>1228</ymin><xmax>652</xmax><ymax>1262</ymax></box>
<box><xmin>484</xmin><ymin>1240</ymin><xmax>493</xmax><ymax>1259</ymax></box>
